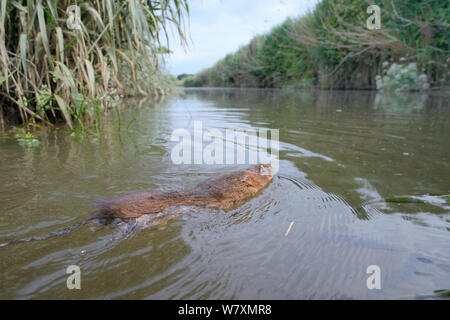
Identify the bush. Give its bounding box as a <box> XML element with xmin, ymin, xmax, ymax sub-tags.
<box><xmin>376</xmin><ymin>62</ymin><xmax>430</xmax><ymax>92</ymax></box>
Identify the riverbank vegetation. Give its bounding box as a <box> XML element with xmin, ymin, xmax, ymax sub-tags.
<box><xmin>0</xmin><ymin>0</ymin><xmax>188</xmax><ymax>131</ymax></box>
<box><xmin>183</xmin><ymin>0</ymin><xmax>449</xmax><ymax>90</ymax></box>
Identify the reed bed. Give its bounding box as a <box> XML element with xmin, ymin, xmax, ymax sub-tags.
<box><xmin>0</xmin><ymin>0</ymin><xmax>188</xmax><ymax>131</ymax></box>
<box><xmin>184</xmin><ymin>0</ymin><xmax>448</xmax><ymax>90</ymax></box>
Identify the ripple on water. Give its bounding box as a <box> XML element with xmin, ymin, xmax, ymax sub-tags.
<box><xmin>1</xmin><ymin>90</ymin><xmax>449</xmax><ymax>299</ymax></box>
<box><xmin>103</xmin><ymin>176</ymin><xmax>386</xmax><ymax>299</ymax></box>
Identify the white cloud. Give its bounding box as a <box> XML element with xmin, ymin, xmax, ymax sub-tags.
<box><xmin>163</xmin><ymin>0</ymin><xmax>319</xmax><ymax>76</ymax></box>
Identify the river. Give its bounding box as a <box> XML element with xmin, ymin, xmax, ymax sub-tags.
<box><xmin>0</xmin><ymin>88</ymin><xmax>449</xmax><ymax>299</ymax></box>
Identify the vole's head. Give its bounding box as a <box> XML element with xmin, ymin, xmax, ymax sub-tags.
<box><xmin>241</xmin><ymin>164</ymin><xmax>274</xmax><ymax>190</ymax></box>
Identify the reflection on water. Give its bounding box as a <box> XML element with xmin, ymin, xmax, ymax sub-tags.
<box><xmin>374</xmin><ymin>92</ymin><xmax>429</xmax><ymax>111</ymax></box>
<box><xmin>0</xmin><ymin>88</ymin><xmax>449</xmax><ymax>299</ymax></box>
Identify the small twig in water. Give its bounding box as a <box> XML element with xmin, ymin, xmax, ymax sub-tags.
<box><xmin>285</xmin><ymin>221</ymin><xmax>294</xmax><ymax>236</ymax></box>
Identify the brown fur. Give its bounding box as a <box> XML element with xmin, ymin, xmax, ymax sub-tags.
<box><xmin>96</xmin><ymin>164</ymin><xmax>274</xmax><ymax>220</ymax></box>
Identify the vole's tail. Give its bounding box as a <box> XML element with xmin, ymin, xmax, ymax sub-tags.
<box><xmin>0</xmin><ymin>218</ymin><xmax>98</xmax><ymax>248</ymax></box>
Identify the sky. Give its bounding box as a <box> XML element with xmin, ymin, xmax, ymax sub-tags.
<box><xmin>163</xmin><ymin>0</ymin><xmax>320</xmax><ymax>76</ymax></box>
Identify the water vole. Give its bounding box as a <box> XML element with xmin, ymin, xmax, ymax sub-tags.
<box><xmin>0</xmin><ymin>164</ymin><xmax>273</xmax><ymax>248</ymax></box>
<box><xmin>96</xmin><ymin>164</ymin><xmax>274</xmax><ymax>219</ymax></box>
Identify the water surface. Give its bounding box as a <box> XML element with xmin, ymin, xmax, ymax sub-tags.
<box><xmin>0</xmin><ymin>88</ymin><xmax>449</xmax><ymax>299</ymax></box>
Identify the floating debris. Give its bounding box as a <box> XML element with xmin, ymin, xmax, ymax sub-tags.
<box><xmin>285</xmin><ymin>221</ymin><xmax>294</xmax><ymax>236</ymax></box>
<box><xmin>384</xmin><ymin>194</ymin><xmax>449</xmax><ymax>204</ymax></box>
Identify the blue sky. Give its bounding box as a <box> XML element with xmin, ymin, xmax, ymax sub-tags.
<box><xmin>164</xmin><ymin>0</ymin><xmax>320</xmax><ymax>76</ymax></box>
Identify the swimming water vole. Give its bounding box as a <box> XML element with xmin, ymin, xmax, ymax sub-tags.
<box><xmin>0</xmin><ymin>164</ymin><xmax>274</xmax><ymax>247</ymax></box>
<box><xmin>96</xmin><ymin>164</ymin><xmax>274</xmax><ymax>219</ymax></box>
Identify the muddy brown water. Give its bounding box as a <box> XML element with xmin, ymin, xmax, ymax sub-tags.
<box><xmin>0</xmin><ymin>88</ymin><xmax>449</xmax><ymax>299</ymax></box>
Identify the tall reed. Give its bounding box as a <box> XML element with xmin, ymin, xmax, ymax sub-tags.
<box><xmin>184</xmin><ymin>0</ymin><xmax>448</xmax><ymax>90</ymax></box>
<box><xmin>0</xmin><ymin>0</ymin><xmax>188</xmax><ymax>130</ymax></box>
